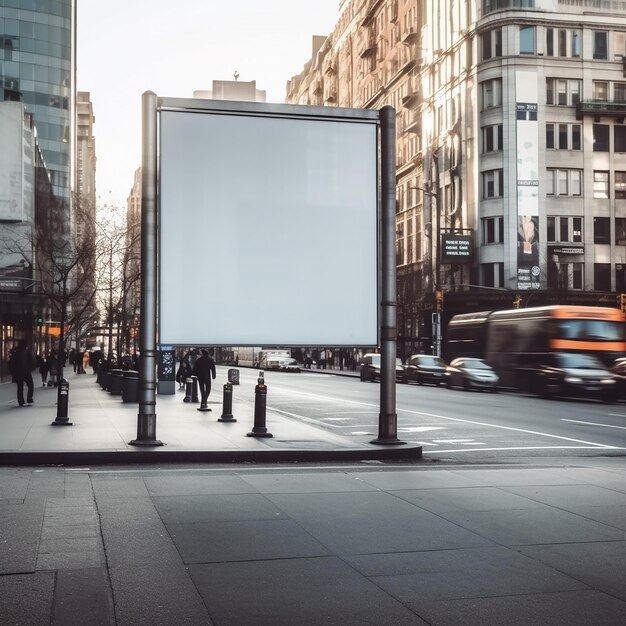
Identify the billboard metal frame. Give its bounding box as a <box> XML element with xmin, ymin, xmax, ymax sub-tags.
<box><xmin>132</xmin><ymin>92</ymin><xmax>403</xmax><ymax>447</ymax></box>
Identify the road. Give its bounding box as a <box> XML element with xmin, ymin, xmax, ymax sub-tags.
<box><xmin>236</xmin><ymin>367</ymin><xmax>626</xmax><ymax>461</ymax></box>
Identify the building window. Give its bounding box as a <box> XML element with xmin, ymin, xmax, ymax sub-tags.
<box><xmin>547</xmin><ymin>216</ymin><xmax>583</xmax><ymax>243</ymax></box>
<box><xmin>482</xmin><ymin>169</ymin><xmax>504</xmax><ymax>198</ymax></box>
<box><xmin>482</xmin><ymin>216</ymin><xmax>504</xmax><ymax>244</ymax></box>
<box><xmin>482</xmin><ymin>28</ymin><xmax>502</xmax><ymax>60</ymax></box>
<box><xmin>572</xmin><ymin>30</ymin><xmax>581</xmax><ymax>57</ymax></box>
<box><xmin>546</xmin><ymin>28</ymin><xmax>581</xmax><ymax>58</ymax></box>
<box><xmin>616</xmin><ymin>172</ymin><xmax>626</xmax><ymax>199</ymax></box>
<box><xmin>615</xmin><ymin>83</ymin><xmax>626</xmax><ymax>102</ymax></box>
<box><xmin>593</xmin><ymin>31</ymin><xmax>608</xmax><ymax>60</ymax></box>
<box><xmin>615</xmin><ymin>126</ymin><xmax>626</xmax><ymax>152</ymax></box>
<box><xmin>594</xmin><ymin>171</ymin><xmax>610</xmax><ymax>198</ymax></box>
<box><xmin>551</xmin><ymin>262</ymin><xmax>584</xmax><ymax>291</ymax></box>
<box><xmin>593</xmin><ymin>125</ymin><xmax>610</xmax><ymax>152</ymax></box>
<box><xmin>546</xmin><ymin>169</ymin><xmax>582</xmax><ymax>196</ymax></box>
<box><xmin>481</xmin><ymin>262</ymin><xmax>504</xmax><ymax>288</ymax></box>
<box><xmin>481</xmin><ymin>78</ymin><xmax>502</xmax><ymax>109</ymax></box>
<box><xmin>616</xmin><ymin>218</ymin><xmax>626</xmax><ymax>245</ymax></box>
<box><xmin>559</xmin><ymin>29</ymin><xmax>567</xmax><ymax>56</ymax></box>
<box><xmin>546</xmin><ymin>123</ymin><xmax>581</xmax><ymax>150</ymax></box>
<box><xmin>593</xmin><ymin>81</ymin><xmax>608</xmax><ymax>101</ymax></box>
<box><xmin>482</xmin><ymin>124</ymin><xmax>503</xmax><ymax>152</ymax></box>
<box><xmin>520</xmin><ymin>26</ymin><xmax>535</xmax><ymax>54</ymax></box>
<box><xmin>594</xmin><ymin>217</ymin><xmax>611</xmax><ymax>244</ymax></box>
<box><xmin>546</xmin><ymin>78</ymin><xmax>580</xmax><ymax>106</ymax></box>
<box><xmin>594</xmin><ymin>264</ymin><xmax>611</xmax><ymax>291</ymax></box>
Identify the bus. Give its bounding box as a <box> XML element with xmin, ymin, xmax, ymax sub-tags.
<box><xmin>443</xmin><ymin>305</ymin><xmax>626</xmax><ymax>390</ymax></box>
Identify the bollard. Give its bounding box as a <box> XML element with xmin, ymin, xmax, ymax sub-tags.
<box><xmin>218</xmin><ymin>381</ymin><xmax>236</xmax><ymax>422</ymax></box>
<box><xmin>51</xmin><ymin>378</ymin><xmax>73</xmax><ymax>426</ymax></box>
<box><xmin>191</xmin><ymin>375</ymin><xmax>199</xmax><ymax>403</ymax></box>
<box><xmin>183</xmin><ymin>377</ymin><xmax>193</xmax><ymax>402</ymax></box>
<box><xmin>247</xmin><ymin>371</ymin><xmax>272</xmax><ymax>438</ymax></box>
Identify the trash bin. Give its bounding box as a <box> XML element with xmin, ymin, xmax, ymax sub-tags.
<box><xmin>122</xmin><ymin>370</ymin><xmax>139</xmax><ymax>403</ymax></box>
<box><xmin>228</xmin><ymin>368</ymin><xmax>240</xmax><ymax>385</ymax></box>
<box><xmin>108</xmin><ymin>369</ymin><xmax>124</xmax><ymax>396</ymax></box>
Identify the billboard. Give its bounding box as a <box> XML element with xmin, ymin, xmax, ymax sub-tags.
<box><xmin>159</xmin><ymin>103</ymin><xmax>379</xmax><ymax>346</ymax></box>
<box><xmin>516</xmin><ymin>71</ymin><xmax>540</xmax><ymax>290</ymax></box>
<box><xmin>441</xmin><ymin>234</ymin><xmax>472</xmax><ymax>263</ymax></box>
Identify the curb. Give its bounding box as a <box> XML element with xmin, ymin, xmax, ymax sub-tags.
<box><xmin>0</xmin><ymin>445</ymin><xmax>423</xmax><ymax>467</ymax></box>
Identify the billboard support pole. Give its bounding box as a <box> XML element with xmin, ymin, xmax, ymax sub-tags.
<box><xmin>372</xmin><ymin>106</ymin><xmax>405</xmax><ymax>446</ymax></box>
<box><xmin>131</xmin><ymin>91</ymin><xmax>162</xmax><ymax>446</ymax></box>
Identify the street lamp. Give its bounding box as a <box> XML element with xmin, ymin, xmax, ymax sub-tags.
<box><xmin>409</xmin><ymin>184</ymin><xmax>442</xmax><ymax>356</ymax></box>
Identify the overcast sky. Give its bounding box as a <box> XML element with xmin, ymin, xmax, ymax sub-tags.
<box><xmin>77</xmin><ymin>0</ymin><xmax>340</xmax><ymax>209</ymax></box>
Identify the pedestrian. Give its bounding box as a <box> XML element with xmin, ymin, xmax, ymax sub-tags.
<box><xmin>37</xmin><ymin>352</ymin><xmax>49</xmax><ymax>387</ymax></box>
<box><xmin>47</xmin><ymin>349</ymin><xmax>58</xmax><ymax>387</ymax></box>
<box><xmin>8</xmin><ymin>340</ymin><xmax>35</xmax><ymax>407</ymax></box>
<box><xmin>80</xmin><ymin>350</ymin><xmax>89</xmax><ymax>374</ymax></box>
<box><xmin>192</xmin><ymin>348</ymin><xmax>216</xmax><ymax>410</ymax></box>
<box><xmin>175</xmin><ymin>355</ymin><xmax>188</xmax><ymax>389</ymax></box>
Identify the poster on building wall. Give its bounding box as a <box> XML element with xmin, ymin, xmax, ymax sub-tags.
<box><xmin>516</xmin><ymin>70</ymin><xmax>540</xmax><ymax>290</ymax></box>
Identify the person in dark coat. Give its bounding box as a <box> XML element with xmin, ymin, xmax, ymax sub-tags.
<box><xmin>192</xmin><ymin>348</ymin><xmax>216</xmax><ymax>410</ymax></box>
<box><xmin>37</xmin><ymin>352</ymin><xmax>49</xmax><ymax>387</ymax></box>
<box><xmin>8</xmin><ymin>340</ymin><xmax>35</xmax><ymax>406</ymax></box>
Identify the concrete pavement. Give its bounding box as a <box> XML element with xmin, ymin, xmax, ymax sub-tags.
<box><xmin>0</xmin><ymin>367</ymin><xmax>419</xmax><ymax>465</ymax></box>
<box><xmin>1</xmin><ymin>459</ymin><xmax>626</xmax><ymax>625</ymax></box>
<box><xmin>2</xmin><ymin>369</ymin><xmax>626</xmax><ymax>624</ymax></box>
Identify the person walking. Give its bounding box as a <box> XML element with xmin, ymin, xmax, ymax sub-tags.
<box><xmin>47</xmin><ymin>349</ymin><xmax>58</xmax><ymax>387</ymax></box>
<box><xmin>37</xmin><ymin>352</ymin><xmax>49</xmax><ymax>387</ymax></box>
<box><xmin>8</xmin><ymin>340</ymin><xmax>35</xmax><ymax>407</ymax></box>
<box><xmin>192</xmin><ymin>348</ymin><xmax>216</xmax><ymax>411</ymax></box>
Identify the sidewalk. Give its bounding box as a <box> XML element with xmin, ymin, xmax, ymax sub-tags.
<box><xmin>1</xmin><ymin>459</ymin><xmax>625</xmax><ymax>625</ymax></box>
<box><xmin>0</xmin><ymin>367</ymin><xmax>420</xmax><ymax>465</ymax></box>
<box><xmin>2</xmin><ymin>370</ymin><xmax>626</xmax><ymax>624</ymax></box>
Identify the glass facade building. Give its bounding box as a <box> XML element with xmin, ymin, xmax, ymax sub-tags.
<box><xmin>0</xmin><ymin>0</ymin><xmax>74</xmax><ymax>203</ymax></box>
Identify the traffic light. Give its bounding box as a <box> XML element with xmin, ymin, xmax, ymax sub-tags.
<box><xmin>36</xmin><ymin>316</ymin><xmax>43</xmax><ymax>326</ymax></box>
<box><xmin>435</xmin><ymin>288</ymin><xmax>443</xmax><ymax>312</ymax></box>
<box><xmin>620</xmin><ymin>293</ymin><xmax>626</xmax><ymax>313</ymax></box>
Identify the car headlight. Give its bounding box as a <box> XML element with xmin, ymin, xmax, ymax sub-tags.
<box><xmin>565</xmin><ymin>376</ymin><xmax>582</xmax><ymax>383</ymax></box>
<box><xmin>601</xmin><ymin>379</ymin><xmax>616</xmax><ymax>385</ymax></box>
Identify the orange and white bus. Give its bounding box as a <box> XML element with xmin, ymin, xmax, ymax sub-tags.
<box><xmin>443</xmin><ymin>305</ymin><xmax>626</xmax><ymax>389</ymax></box>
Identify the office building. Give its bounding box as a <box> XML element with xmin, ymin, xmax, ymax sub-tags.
<box><xmin>286</xmin><ymin>0</ymin><xmax>626</xmax><ymax>356</ymax></box>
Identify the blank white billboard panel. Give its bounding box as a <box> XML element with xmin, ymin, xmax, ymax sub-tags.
<box><xmin>159</xmin><ymin>108</ymin><xmax>378</xmax><ymax>346</ymax></box>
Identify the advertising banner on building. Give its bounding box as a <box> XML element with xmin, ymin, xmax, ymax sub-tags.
<box><xmin>516</xmin><ymin>71</ymin><xmax>540</xmax><ymax>290</ymax></box>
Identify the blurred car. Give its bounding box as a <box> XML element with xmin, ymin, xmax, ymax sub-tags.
<box><xmin>610</xmin><ymin>357</ymin><xmax>626</xmax><ymax>400</ymax></box>
<box><xmin>405</xmin><ymin>354</ymin><xmax>447</xmax><ymax>386</ymax></box>
<box><xmin>444</xmin><ymin>357</ymin><xmax>499</xmax><ymax>392</ymax></box>
<box><xmin>534</xmin><ymin>352</ymin><xmax>617</xmax><ymax>402</ymax></box>
<box><xmin>359</xmin><ymin>353</ymin><xmax>406</xmax><ymax>383</ymax></box>
<box><xmin>279</xmin><ymin>357</ymin><xmax>301</xmax><ymax>373</ymax></box>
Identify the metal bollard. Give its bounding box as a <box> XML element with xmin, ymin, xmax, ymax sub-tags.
<box><xmin>191</xmin><ymin>375</ymin><xmax>199</xmax><ymax>403</ymax></box>
<box><xmin>218</xmin><ymin>381</ymin><xmax>236</xmax><ymax>422</ymax></box>
<box><xmin>51</xmin><ymin>378</ymin><xmax>73</xmax><ymax>426</ymax></box>
<box><xmin>247</xmin><ymin>371</ymin><xmax>272</xmax><ymax>438</ymax></box>
<box><xmin>183</xmin><ymin>377</ymin><xmax>193</xmax><ymax>402</ymax></box>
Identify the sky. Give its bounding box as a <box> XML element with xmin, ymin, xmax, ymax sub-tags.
<box><xmin>77</xmin><ymin>0</ymin><xmax>341</xmax><ymax>209</ymax></box>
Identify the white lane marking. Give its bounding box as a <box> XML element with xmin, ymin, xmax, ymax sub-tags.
<box><xmin>433</xmin><ymin>439</ymin><xmax>477</xmax><ymax>444</ymax></box>
<box><xmin>562</xmin><ymin>419</ymin><xmax>626</xmax><ymax>431</ymax></box>
<box><xmin>422</xmin><ymin>445</ymin><xmax>625</xmax><ymax>454</ymax></box>
<box><xmin>399</xmin><ymin>427</ymin><xmax>446</xmax><ymax>433</ymax></box>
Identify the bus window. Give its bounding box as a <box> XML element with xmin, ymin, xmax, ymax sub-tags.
<box><xmin>557</xmin><ymin>319</ymin><xmax>624</xmax><ymax>341</ymax></box>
